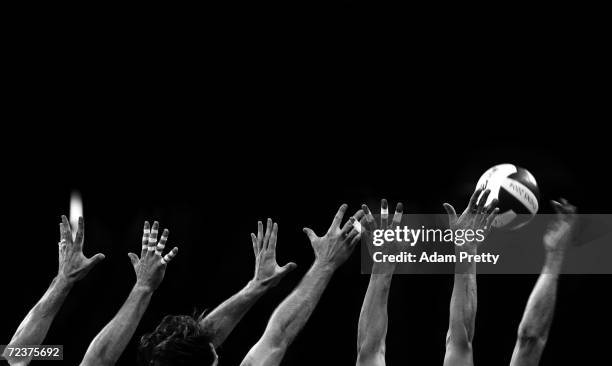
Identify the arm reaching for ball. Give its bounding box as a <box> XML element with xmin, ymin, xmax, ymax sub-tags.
<box><xmin>80</xmin><ymin>221</ymin><xmax>178</xmax><ymax>366</ymax></box>
<box><xmin>356</xmin><ymin>199</ymin><xmax>403</xmax><ymax>366</ymax></box>
<box><xmin>3</xmin><ymin>216</ymin><xmax>105</xmax><ymax>366</ymax></box>
<box><xmin>509</xmin><ymin>199</ymin><xmax>576</xmax><ymax>366</ymax></box>
<box><xmin>443</xmin><ymin>187</ymin><xmax>499</xmax><ymax>366</ymax></box>
<box><xmin>241</xmin><ymin>204</ymin><xmax>364</xmax><ymax>366</ymax></box>
<box><xmin>199</xmin><ymin>218</ymin><xmax>297</xmax><ymax>347</ymax></box>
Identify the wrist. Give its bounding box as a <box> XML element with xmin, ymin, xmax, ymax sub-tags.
<box><xmin>312</xmin><ymin>260</ymin><xmax>337</xmax><ymax>274</ymax></box>
<box><xmin>53</xmin><ymin>274</ymin><xmax>75</xmax><ymax>290</ymax></box>
<box><xmin>455</xmin><ymin>244</ymin><xmax>478</xmax><ymax>255</ymax></box>
<box><xmin>133</xmin><ymin>282</ymin><xmax>156</xmax><ymax>294</ymax></box>
<box><xmin>544</xmin><ymin>250</ymin><xmax>565</xmax><ymax>272</ymax></box>
<box><xmin>545</xmin><ymin>247</ymin><xmax>566</xmax><ymax>258</ymax></box>
<box><xmin>372</xmin><ymin>261</ymin><xmax>396</xmax><ymax>275</ymax></box>
<box><xmin>246</xmin><ymin>279</ymin><xmax>271</xmax><ymax>294</ymax></box>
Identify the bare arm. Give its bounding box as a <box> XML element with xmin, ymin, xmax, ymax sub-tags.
<box><xmin>81</xmin><ymin>285</ymin><xmax>153</xmax><ymax>366</ymax></box>
<box><xmin>241</xmin><ymin>204</ymin><xmax>364</xmax><ymax>366</ymax></box>
<box><xmin>200</xmin><ymin>282</ymin><xmax>268</xmax><ymax>347</ymax></box>
<box><xmin>357</xmin><ymin>271</ymin><xmax>394</xmax><ymax>366</ymax></box>
<box><xmin>5</xmin><ymin>276</ymin><xmax>73</xmax><ymax>366</ymax></box>
<box><xmin>242</xmin><ymin>262</ymin><xmax>336</xmax><ymax>366</ymax></box>
<box><xmin>3</xmin><ymin>216</ymin><xmax>104</xmax><ymax>366</ymax></box>
<box><xmin>444</xmin><ymin>250</ymin><xmax>477</xmax><ymax>366</ymax></box>
<box><xmin>356</xmin><ymin>200</ymin><xmax>402</xmax><ymax>366</ymax></box>
<box><xmin>199</xmin><ymin>219</ymin><xmax>296</xmax><ymax>347</ymax></box>
<box><xmin>510</xmin><ymin>199</ymin><xmax>576</xmax><ymax>366</ymax></box>
<box><xmin>443</xmin><ymin>187</ymin><xmax>498</xmax><ymax>366</ymax></box>
<box><xmin>81</xmin><ymin>221</ymin><xmax>179</xmax><ymax>366</ymax></box>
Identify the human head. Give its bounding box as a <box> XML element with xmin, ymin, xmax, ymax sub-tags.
<box><xmin>138</xmin><ymin>314</ymin><xmax>218</xmax><ymax>366</ymax></box>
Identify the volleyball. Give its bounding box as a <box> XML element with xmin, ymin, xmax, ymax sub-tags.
<box><xmin>476</xmin><ymin>164</ymin><xmax>540</xmax><ymax>230</ymax></box>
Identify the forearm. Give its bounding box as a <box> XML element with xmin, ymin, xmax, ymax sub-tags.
<box><xmin>448</xmin><ymin>248</ymin><xmax>477</xmax><ymax>346</ymax></box>
<box><xmin>357</xmin><ymin>263</ymin><xmax>394</xmax><ymax>361</ymax></box>
<box><xmin>245</xmin><ymin>262</ymin><xmax>335</xmax><ymax>363</ymax></box>
<box><xmin>510</xmin><ymin>251</ymin><xmax>564</xmax><ymax>366</ymax></box>
<box><xmin>81</xmin><ymin>285</ymin><xmax>153</xmax><ymax>366</ymax></box>
<box><xmin>199</xmin><ymin>280</ymin><xmax>268</xmax><ymax>347</ymax></box>
<box><xmin>4</xmin><ymin>276</ymin><xmax>73</xmax><ymax>364</ymax></box>
<box><xmin>518</xmin><ymin>251</ymin><xmax>563</xmax><ymax>338</ymax></box>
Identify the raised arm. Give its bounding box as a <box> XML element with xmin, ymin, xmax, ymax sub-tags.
<box><xmin>356</xmin><ymin>199</ymin><xmax>402</xmax><ymax>366</ymax></box>
<box><xmin>510</xmin><ymin>199</ymin><xmax>576</xmax><ymax>366</ymax></box>
<box><xmin>80</xmin><ymin>221</ymin><xmax>179</xmax><ymax>366</ymax></box>
<box><xmin>443</xmin><ymin>188</ymin><xmax>498</xmax><ymax>366</ymax></box>
<box><xmin>199</xmin><ymin>218</ymin><xmax>297</xmax><ymax>347</ymax></box>
<box><xmin>3</xmin><ymin>216</ymin><xmax>104</xmax><ymax>366</ymax></box>
<box><xmin>241</xmin><ymin>204</ymin><xmax>364</xmax><ymax>366</ymax></box>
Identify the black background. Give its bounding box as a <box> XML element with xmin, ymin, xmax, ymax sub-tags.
<box><xmin>2</xmin><ymin>2</ymin><xmax>611</xmax><ymax>365</ymax></box>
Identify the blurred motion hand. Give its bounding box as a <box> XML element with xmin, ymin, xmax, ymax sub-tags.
<box><xmin>251</xmin><ymin>218</ymin><xmax>297</xmax><ymax>288</ymax></box>
<box><xmin>128</xmin><ymin>221</ymin><xmax>178</xmax><ymax>291</ymax></box>
<box><xmin>544</xmin><ymin>198</ymin><xmax>577</xmax><ymax>253</ymax></box>
<box><xmin>443</xmin><ymin>186</ymin><xmax>499</xmax><ymax>249</ymax></box>
<box><xmin>303</xmin><ymin>204</ymin><xmax>365</xmax><ymax>270</ymax></box>
<box><xmin>58</xmin><ymin>215</ymin><xmax>105</xmax><ymax>283</ymax></box>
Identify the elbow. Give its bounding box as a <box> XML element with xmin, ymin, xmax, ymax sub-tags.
<box><xmin>266</xmin><ymin>330</ymin><xmax>290</xmax><ymax>351</ymax></box>
<box><xmin>356</xmin><ymin>341</ymin><xmax>386</xmax><ymax>363</ymax></box>
<box><xmin>445</xmin><ymin>328</ymin><xmax>473</xmax><ymax>352</ymax></box>
<box><xmin>516</xmin><ymin>327</ymin><xmax>548</xmax><ymax>349</ymax></box>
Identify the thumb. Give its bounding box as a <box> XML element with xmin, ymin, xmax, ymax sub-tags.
<box><xmin>280</xmin><ymin>262</ymin><xmax>297</xmax><ymax>275</ymax></box>
<box><xmin>303</xmin><ymin>227</ymin><xmax>317</xmax><ymax>242</ymax></box>
<box><xmin>128</xmin><ymin>253</ymin><xmax>139</xmax><ymax>267</ymax></box>
<box><xmin>87</xmin><ymin>253</ymin><xmax>106</xmax><ymax>268</ymax></box>
<box><xmin>443</xmin><ymin>203</ymin><xmax>458</xmax><ymax>226</ymax></box>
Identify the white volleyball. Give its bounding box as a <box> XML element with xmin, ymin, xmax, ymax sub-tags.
<box><xmin>476</xmin><ymin>164</ymin><xmax>540</xmax><ymax>230</ymax></box>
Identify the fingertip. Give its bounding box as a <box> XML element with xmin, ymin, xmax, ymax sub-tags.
<box><xmin>354</xmin><ymin>209</ymin><xmax>365</xmax><ymax>220</ymax></box>
<box><xmin>381</xmin><ymin>199</ymin><xmax>388</xmax><ymax>209</ymax></box>
<box><xmin>396</xmin><ymin>202</ymin><xmax>404</xmax><ymax>212</ymax></box>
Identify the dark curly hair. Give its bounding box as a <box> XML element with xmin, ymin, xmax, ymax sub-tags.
<box><xmin>138</xmin><ymin>314</ymin><xmax>216</xmax><ymax>366</ymax></box>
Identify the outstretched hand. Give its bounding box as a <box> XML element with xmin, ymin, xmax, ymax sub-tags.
<box><xmin>443</xmin><ymin>186</ymin><xmax>499</xmax><ymax>249</ymax></box>
<box><xmin>58</xmin><ymin>215</ymin><xmax>105</xmax><ymax>283</ymax></box>
<box><xmin>303</xmin><ymin>204</ymin><xmax>365</xmax><ymax>270</ymax></box>
<box><xmin>251</xmin><ymin>218</ymin><xmax>297</xmax><ymax>288</ymax></box>
<box><xmin>361</xmin><ymin>199</ymin><xmax>404</xmax><ymax>256</ymax></box>
<box><xmin>128</xmin><ymin>221</ymin><xmax>178</xmax><ymax>291</ymax></box>
<box><xmin>544</xmin><ymin>198</ymin><xmax>577</xmax><ymax>253</ymax></box>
